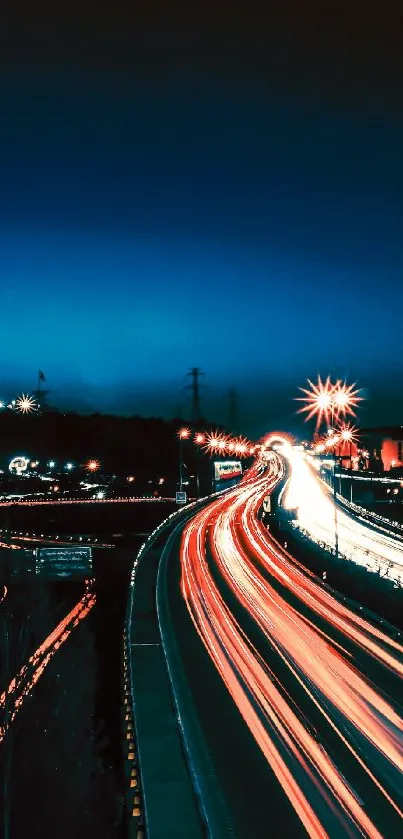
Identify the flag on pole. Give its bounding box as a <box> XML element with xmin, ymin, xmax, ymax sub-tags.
<box><xmin>38</xmin><ymin>370</ymin><xmax>45</xmax><ymax>382</ymax></box>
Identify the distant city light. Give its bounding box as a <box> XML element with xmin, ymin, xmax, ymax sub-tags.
<box><xmin>194</xmin><ymin>433</ymin><xmax>205</xmax><ymax>444</ymax></box>
<box><xmin>65</xmin><ymin>462</ymin><xmax>73</xmax><ymax>470</ymax></box>
<box><xmin>48</xmin><ymin>461</ymin><xmax>56</xmax><ymax>468</ymax></box>
<box><xmin>86</xmin><ymin>459</ymin><xmax>100</xmax><ymax>472</ymax></box>
<box><xmin>96</xmin><ymin>491</ymin><xmax>105</xmax><ymax>499</ymax></box>
<box><xmin>15</xmin><ymin>394</ymin><xmax>37</xmax><ymax>414</ymax></box>
<box><xmin>9</xmin><ymin>456</ymin><xmax>29</xmax><ymax>475</ymax></box>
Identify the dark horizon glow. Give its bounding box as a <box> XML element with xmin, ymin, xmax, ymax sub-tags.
<box><xmin>1</xmin><ymin>12</ymin><xmax>402</xmax><ymax>436</ymax></box>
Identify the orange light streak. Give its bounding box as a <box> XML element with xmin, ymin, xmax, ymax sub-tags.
<box><xmin>179</xmin><ymin>455</ymin><xmax>403</xmax><ymax>836</ymax></box>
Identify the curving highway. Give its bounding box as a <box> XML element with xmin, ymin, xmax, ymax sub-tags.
<box><xmin>174</xmin><ymin>455</ymin><xmax>403</xmax><ymax>837</ymax></box>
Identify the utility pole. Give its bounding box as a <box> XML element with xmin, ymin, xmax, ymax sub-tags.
<box><xmin>186</xmin><ymin>368</ymin><xmax>204</xmax><ymax>423</ymax></box>
<box><xmin>333</xmin><ymin>456</ymin><xmax>339</xmax><ymax>560</ymax></box>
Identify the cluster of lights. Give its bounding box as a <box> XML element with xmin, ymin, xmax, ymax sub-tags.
<box><xmin>297</xmin><ymin>376</ymin><xmax>363</xmax><ymax>431</ymax></box>
<box><xmin>0</xmin><ymin>394</ymin><xmax>39</xmax><ymax>414</ymax></box>
<box><xmin>8</xmin><ymin>457</ymin><xmax>101</xmax><ymax>476</ymax></box>
<box><xmin>178</xmin><ymin>428</ymin><xmax>257</xmax><ymax>458</ymax></box>
<box><xmin>313</xmin><ymin>422</ymin><xmax>359</xmax><ymax>454</ymax></box>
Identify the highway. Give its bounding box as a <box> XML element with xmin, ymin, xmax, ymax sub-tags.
<box><xmin>283</xmin><ymin>445</ymin><xmax>403</xmax><ymax>585</ymax></box>
<box><xmin>162</xmin><ymin>455</ymin><xmax>403</xmax><ymax>837</ymax></box>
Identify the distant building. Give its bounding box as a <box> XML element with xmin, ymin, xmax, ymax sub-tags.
<box><xmin>361</xmin><ymin>427</ymin><xmax>403</xmax><ymax>472</ymax></box>
<box><xmin>381</xmin><ymin>436</ymin><xmax>403</xmax><ymax>471</ymax></box>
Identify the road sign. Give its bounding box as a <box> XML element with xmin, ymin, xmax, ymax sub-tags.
<box><xmin>262</xmin><ymin>496</ymin><xmax>271</xmax><ymax>513</ymax></box>
<box><xmin>214</xmin><ymin>460</ymin><xmax>242</xmax><ymax>482</ymax></box>
<box><xmin>36</xmin><ymin>546</ymin><xmax>92</xmax><ymax>577</ymax></box>
<box><xmin>176</xmin><ymin>491</ymin><xmax>187</xmax><ymax>505</ymax></box>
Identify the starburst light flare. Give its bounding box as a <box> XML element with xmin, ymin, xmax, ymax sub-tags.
<box><xmin>296</xmin><ymin>376</ymin><xmax>334</xmax><ymax>430</ymax></box>
<box><xmin>332</xmin><ymin>381</ymin><xmax>363</xmax><ymax>418</ymax></box>
<box><xmin>15</xmin><ymin>394</ymin><xmax>37</xmax><ymax>414</ymax></box>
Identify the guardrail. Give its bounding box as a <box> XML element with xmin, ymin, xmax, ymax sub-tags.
<box><xmin>337</xmin><ymin>494</ymin><xmax>403</xmax><ymax>537</ymax></box>
<box><xmin>0</xmin><ymin>496</ymin><xmax>184</xmax><ymax>507</ymax></box>
<box><xmin>122</xmin><ymin>486</ymin><xmax>234</xmax><ymax>837</ymax></box>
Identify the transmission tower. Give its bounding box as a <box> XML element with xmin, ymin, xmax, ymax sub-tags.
<box><xmin>186</xmin><ymin>367</ymin><xmax>205</xmax><ymax>422</ymax></box>
<box><xmin>228</xmin><ymin>387</ymin><xmax>239</xmax><ymax>435</ymax></box>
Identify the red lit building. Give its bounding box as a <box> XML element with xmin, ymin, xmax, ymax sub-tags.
<box><xmin>361</xmin><ymin>427</ymin><xmax>403</xmax><ymax>472</ymax></box>
<box><xmin>381</xmin><ymin>436</ymin><xmax>403</xmax><ymax>471</ymax></box>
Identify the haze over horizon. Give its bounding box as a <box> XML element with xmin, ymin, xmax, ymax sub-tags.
<box><xmin>1</xmin><ymin>7</ymin><xmax>402</xmax><ymax>436</ymax></box>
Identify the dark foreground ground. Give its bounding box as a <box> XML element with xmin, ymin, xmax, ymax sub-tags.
<box><xmin>0</xmin><ymin>502</ymin><xmax>175</xmax><ymax>839</ymax></box>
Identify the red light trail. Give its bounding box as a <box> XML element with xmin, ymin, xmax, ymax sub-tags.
<box><xmin>179</xmin><ymin>457</ymin><xmax>403</xmax><ymax>836</ymax></box>
<box><xmin>0</xmin><ymin>580</ymin><xmax>95</xmax><ymax>741</ymax></box>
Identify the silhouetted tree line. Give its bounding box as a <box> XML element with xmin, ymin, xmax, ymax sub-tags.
<box><xmin>0</xmin><ymin>411</ymin><xmax>214</xmax><ymax>484</ymax></box>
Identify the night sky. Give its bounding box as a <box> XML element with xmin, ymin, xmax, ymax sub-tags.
<box><xmin>1</xmin><ymin>7</ymin><xmax>402</xmax><ymax>436</ymax></box>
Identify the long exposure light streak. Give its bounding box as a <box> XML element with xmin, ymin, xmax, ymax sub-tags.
<box><xmin>0</xmin><ymin>580</ymin><xmax>95</xmax><ymax>741</ymax></box>
<box><xmin>283</xmin><ymin>445</ymin><xmax>403</xmax><ymax>586</ymax></box>
<box><xmin>179</xmin><ymin>453</ymin><xmax>403</xmax><ymax>837</ymax></box>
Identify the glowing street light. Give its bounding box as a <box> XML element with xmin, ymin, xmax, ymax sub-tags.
<box><xmin>15</xmin><ymin>394</ymin><xmax>37</xmax><ymax>414</ymax></box>
<box><xmin>297</xmin><ymin>376</ymin><xmax>363</xmax><ymax>432</ymax></box>
<box><xmin>333</xmin><ymin>381</ymin><xmax>363</xmax><ymax>418</ymax></box>
<box><xmin>178</xmin><ymin>427</ymin><xmax>190</xmax><ymax>440</ymax></box>
<box><xmin>178</xmin><ymin>429</ymin><xmax>190</xmax><ymax>492</ymax></box>
<box><xmin>204</xmin><ymin>433</ymin><xmax>225</xmax><ymax>455</ymax></box>
<box><xmin>193</xmin><ymin>433</ymin><xmax>205</xmax><ymax>498</ymax></box>
<box><xmin>86</xmin><ymin>459</ymin><xmax>100</xmax><ymax>472</ymax></box>
<box><xmin>296</xmin><ymin>376</ymin><xmax>334</xmax><ymax>430</ymax></box>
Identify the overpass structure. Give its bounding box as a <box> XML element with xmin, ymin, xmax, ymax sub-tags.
<box><xmin>124</xmin><ymin>443</ymin><xmax>403</xmax><ymax>838</ymax></box>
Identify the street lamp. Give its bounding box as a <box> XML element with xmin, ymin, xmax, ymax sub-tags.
<box><xmin>194</xmin><ymin>433</ymin><xmax>205</xmax><ymax>497</ymax></box>
<box><xmin>333</xmin><ymin>455</ymin><xmax>340</xmax><ymax>560</ymax></box>
<box><xmin>340</xmin><ymin>423</ymin><xmax>358</xmax><ymax>501</ymax></box>
<box><xmin>178</xmin><ymin>428</ymin><xmax>190</xmax><ymax>492</ymax></box>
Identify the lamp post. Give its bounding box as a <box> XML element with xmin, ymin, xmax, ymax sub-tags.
<box><xmin>178</xmin><ymin>428</ymin><xmax>190</xmax><ymax>492</ymax></box>
<box><xmin>333</xmin><ymin>455</ymin><xmax>339</xmax><ymax>560</ymax></box>
<box><xmin>194</xmin><ymin>433</ymin><xmax>205</xmax><ymax>497</ymax></box>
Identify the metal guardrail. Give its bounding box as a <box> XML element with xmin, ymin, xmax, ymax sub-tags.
<box><xmin>122</xmin><ymin>483</ymin><xmax>240</xmax><ymax>837</ymax></box>
<box><xmin>337</xmin><ymin>494</ymin><xmax>403</xmax><ymax>536</ymax></box>
<box><xmin>123</xmin><ymin>492</ymin><xmax>222</xmax><ymax>837</ymax></box>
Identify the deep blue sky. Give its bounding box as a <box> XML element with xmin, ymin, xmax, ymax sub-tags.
<box><xmin>1</xmin><ymin>8</ymin><xmax>402</xmax><ymax>436</ymax></box>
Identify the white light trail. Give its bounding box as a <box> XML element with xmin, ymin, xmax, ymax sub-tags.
<box><xmin>283</xmin><ymin>447</ymin><xmax>403</xmax><ymax>586</ymax></box>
